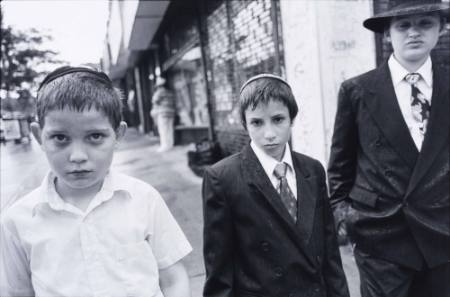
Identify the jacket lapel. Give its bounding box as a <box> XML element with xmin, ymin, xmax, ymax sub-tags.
<box><xmin>293</xmin><ymin>154</ymin><xmax>316</xmax><ymax>245</ymax></box>
<box><xmin>241</xmin><ymin>145</ymin><xmax>316</xmax><ymax>266</ymax></box>
<box><xmin>363</xmin><ymin>63</ymin><xmax>419</xmax><ymax>169</ymax></box>
<box><xmin>406</xmin><ymin>65</ymin><xmax>449</xmax><ymax>196</ymax></box>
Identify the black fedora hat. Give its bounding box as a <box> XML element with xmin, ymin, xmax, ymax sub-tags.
<box><xmin>363</xmin><ymin>0</ymin><xmax>450</xmax><ymax>33</ymax></box>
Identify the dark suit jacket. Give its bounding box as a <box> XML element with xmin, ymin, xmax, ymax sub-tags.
<box><xmin>327</xmin><ymin>60</ymin><xmax>449</xmax><ymax>270</ymax></box>
<box><xmin>203</xmin><ymin>145</ymin><xmax>349</xmax><ymax>297</ymax></box>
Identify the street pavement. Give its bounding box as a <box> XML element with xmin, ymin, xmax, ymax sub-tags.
<box><xmin>0</xmin><ymin>128</ymin><xmax>360</xmax><ymax>297</ymax></box>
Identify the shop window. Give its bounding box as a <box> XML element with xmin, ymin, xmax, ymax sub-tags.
<box><xmin>168</xmin><ymin>45</ymin><xmax>209</xmax><ymax>127</ymax></box>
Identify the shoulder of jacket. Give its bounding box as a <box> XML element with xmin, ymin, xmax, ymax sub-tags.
<box><xmin>292</xmin><ymin>151</ymin><xmax>323</xmax><ymax>169</ymax></box>
<box><xmin>209</xmin><ymin>152</ymin><xmax>241</xmax><ymax>173</ymax></box>
<box><xmin>341</xmin><ymin>67</ymin><xmax>380</xmax><ymax>89</ymax></box>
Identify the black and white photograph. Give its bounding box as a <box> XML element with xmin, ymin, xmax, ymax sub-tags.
<box><xmin>1</xmin><ymin>0</ymin><xmax>449</xmax><ymax>296</ymax></box>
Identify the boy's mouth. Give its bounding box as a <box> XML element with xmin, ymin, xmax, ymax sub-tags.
<box><xmin>406</xmin><ymin>40</ymin><xmax>423</xmax><ymax>46</ymax></box>
<box><xmin>68</xmin><ymin>170</ymin><xmax>92</xmax><ymax>176</ymax></box>
<box><xmin>264</xmin><ymin>143</ymin><xmax>279</xmax><ymax>148</ymax></box>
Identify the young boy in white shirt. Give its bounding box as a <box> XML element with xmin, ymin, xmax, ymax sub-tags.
<box><xmin>1</xmin><ymin>66</ymin><xmax>192</xmax><ymax>297</ymax></box>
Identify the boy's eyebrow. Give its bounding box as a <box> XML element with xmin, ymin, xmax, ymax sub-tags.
<box><xmin>86</xmin><ymin>128</ymin><xmax>111</xmax><ymax>132</ymax></box>
<box><xmin>44</xmin><ymin>129</ymin><xmax>67</xmax><ymax>134</ymax></box>
<box><xmin>247</xmin><ymin>116</ymin><xmax>263</xmax><ymax>120</ymax></box>
<box><xmin>44</xmin><ymin>128</ymin><xmax>112</xmax><ymax>134</ymax></box>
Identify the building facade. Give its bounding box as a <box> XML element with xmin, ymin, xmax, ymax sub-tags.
<box><xmin>102</xmin><ymin>0</ymin><xmax>449</xmax><ymax>165</ymax></box>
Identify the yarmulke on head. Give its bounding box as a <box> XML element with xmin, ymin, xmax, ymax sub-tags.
<box><xmin>38</xmin><ymin>66</ymin><xmax>113</xmax><ymax>91</ymax></box>
<box><xmin>239</xmin><ymin>73</ymin><xmax>298</xmax><ymax>128</ymax></box>
<box><xmin>239</xmin><ymin>73</ymin><xmax>292</xmax><ymax>94</ymax></box>
<box><xmin>36</xmin><ymin>66</ymin><xmax>123</xmax><ymax>130</ymax></box>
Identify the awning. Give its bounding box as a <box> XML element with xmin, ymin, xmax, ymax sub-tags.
<box><xmin>128</xmin><ymin>1</ymin><xmax>170</xmax><ymax>50</ymax></box>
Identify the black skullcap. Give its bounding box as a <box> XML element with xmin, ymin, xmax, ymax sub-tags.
<box><xmin>38</xmin><ymin>66</ymin><xmax>112</xmax><ymax>91</ymax></box>
<box><xmin>240</xmin><ymin>73</ymin><xmax>291</xmax><ymax>94</ymax></box>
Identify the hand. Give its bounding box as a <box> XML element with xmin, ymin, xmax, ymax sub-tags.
<box><xmin>159</xmin><ymin>260</ymin><xmax>191</xmax><ymax>297</ymax></box>
<box><xmin>333</xmin><ymin>201</ymin><xmax>352</xmax><ymax>246</ymax></box>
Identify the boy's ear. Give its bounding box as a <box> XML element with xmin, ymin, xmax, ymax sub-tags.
<box><xmin>30</xmin><ymin>122</ymin><xmax>43</xmax><ymax>145</ymax></box>
<box><xmin>384</xmin><ymin>30</ymin><xmax>391</xmax><ymax>42</ymax></box>
<box><xmin>115</xmin><ymin>121</ymin><xmax>127</xmax><ymax>143</ymax></box>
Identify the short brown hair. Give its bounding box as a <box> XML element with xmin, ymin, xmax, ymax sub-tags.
<box><xmin>239</xmin><ymin>75</ymin><xmax>298</xmax><ymax>128</ymax></box>
<box><xmin>37</xmin><ymin>70</ymin><xmax>123</xmax><ymax>130</ymax></box>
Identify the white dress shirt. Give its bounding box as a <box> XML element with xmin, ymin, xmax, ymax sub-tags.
<box><xmin>388</xmin><ymin>54</ymin><xmax>433</xmax><ymax>151</ymax></box>
<box><xmin>1</xmin><ymin>170</ymin><xmax>192</xmax><ymax>297</ymax></box>
<box><xmin>250</xmin><ymin>142</ymin><xmax>297</xmax><ymax>199</ymax></box>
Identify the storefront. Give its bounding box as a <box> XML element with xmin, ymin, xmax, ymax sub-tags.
<box><xmin>149</xmin><ymin>1</ymin><xmax>211</xmax><ymax>145</ymax></box>
<box><xmin>104</xmin><ymin>0</ymin><xmax>449</xmax><ymax>162</ymax></box>
<box><xmin>202</xmin><ymin>0</ymin><xmax>284</xmax><ymax>155</ymax></box>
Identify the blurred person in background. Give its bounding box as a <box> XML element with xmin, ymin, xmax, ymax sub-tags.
<box><xmin>151</xmin><ymin>76</ymin><xmax>176</xmax><ymax>152</ymax></box>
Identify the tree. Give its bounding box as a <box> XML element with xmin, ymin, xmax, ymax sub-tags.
<box><xmin>1</xmin><ymin>10</ymin><xmax>63</xmax><ymax>98</ymax></box>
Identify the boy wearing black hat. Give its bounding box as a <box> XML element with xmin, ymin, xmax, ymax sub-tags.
<box><xmin>328</xmin><ymin>1</ymin><xmax>449</xmax><ymax>297</ymax></box>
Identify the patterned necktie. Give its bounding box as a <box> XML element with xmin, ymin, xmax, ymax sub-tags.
<box><xmin>273</xmin><ymin>162</ymin><xmax>297</xmax><ymax>222</ymax></box>
<box><xmin>404</xmin><ymin>73</ymin><xmax>430</xmax><ymax>135</ymax></box>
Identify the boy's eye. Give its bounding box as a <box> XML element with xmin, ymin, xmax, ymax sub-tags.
<box><xmin>88</xmin><ymin>133</ymin><xmax>105</xmax><ymax>142</ymax></box>
<box><xmin>51</xmin><ymin>134</ymin><xmax>69</xmax><ymax>143</ymax></box>
<box><xmin>417</xmin><ymin>19</ymin><xmax>434</xmax><ymax>28</ymax></box>
<box><xmin>273</xmin><ymin>116</ymin><xmax>285</xmax><ymax>124</ymax></box>
<box><xmin>250</xmin><ymin>119</ymin><xmax>263</xmax><ymax>127</ymax></box>
<box><xmin>396</xmin><ymin>21</ymin><xmax>411</xmax><ymax>30</ymax></box>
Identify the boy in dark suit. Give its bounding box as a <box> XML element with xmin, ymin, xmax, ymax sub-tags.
<box><xmin>327</xmin><ymin>1</ymin><xmax>449</xmax><ymax>296</ymax></box>
<box><xmin>203</xmin><ymin>74</ymin><xmax>350</xmax><ymax>297</ymax></box>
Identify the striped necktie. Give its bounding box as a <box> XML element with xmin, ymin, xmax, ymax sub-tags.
<box><xmin>273</xmin><ymin>162</ymin><xmax>297</xmax><ymax>222</ymax></box>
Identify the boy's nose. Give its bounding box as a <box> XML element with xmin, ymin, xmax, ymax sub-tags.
<box><xmin>408</xmin><ymin>25</ymin><xmax>421</xmax><ymax>37</ymax></box>
<box><xmin>69</xmin><ymin>144</ymin><xmax>88</xmax><ymax>163</ymax></box>
<box><xmin>264</xmin><ymin>127</ymin><xmax>276</xmax><ymax>141</ymax></box>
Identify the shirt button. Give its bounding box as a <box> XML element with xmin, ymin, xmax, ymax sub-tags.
<box><xmin>260</xmin><ymin>241</ymin><xmax>270</xmax><ymax>252</ymax></box>
<box><xmin>316</xmin><ymin>255</ymin><xmax>321</xmax><ymax>263</ymax></box>
<box><xmin>274</xmin><ymin>267</ymin><xmax>283</xmax><ymax>278</ymax></box>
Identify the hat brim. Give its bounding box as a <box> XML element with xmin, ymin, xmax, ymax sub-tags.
<box><xmin>363</xmin><ymin>4</ymin><xmax>449</xmax><ymax>33</ymax></box>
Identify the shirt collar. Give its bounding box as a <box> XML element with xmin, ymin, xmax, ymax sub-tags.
<box><xmin>388</xmin><ymin>54</ymin><xmax>432</xmax><ymax>87</ymax></box>
<box><xmin>32</xmin><ymin>170</ymin><xmax>130</xmax><ymax>215</ymax></box>
<box><xmin>250</xmin><ymin>141</ymin><xmax>294</xmax><ymax>177</ymax></box>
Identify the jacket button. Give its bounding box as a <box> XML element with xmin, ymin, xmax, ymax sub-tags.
<box><xmin>375</xmin><ymin>139</ymin><xmax>381</xmax><ymax>147</ymax></box>
<box><xmin>385</xmin><ymin>170</ymin><xmax>392</xmax><ymax>177</ymax></box>
<box><xmin>261</xmin><ymin>241</ymin><xmax>270</xmax><ymax>252</ymax></box>
<box><xmin>274</xmin><ymin>267</ymin><xmax>283</xmax><ymax>277</ymax></box>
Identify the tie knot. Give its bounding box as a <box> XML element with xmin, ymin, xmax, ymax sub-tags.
<box><xmin>405</xmin><ymin>73</ymin><xmax>421</xmax><ymax>85</ymax></box>
<box><xmin>274</xmin><ymin>162</ymin><xmax>287</xmax><ymax>179</ymax></box>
